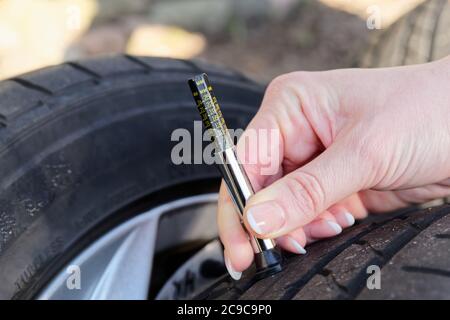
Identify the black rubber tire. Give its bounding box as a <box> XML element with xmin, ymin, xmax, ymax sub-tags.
<box><xmin>199</xmin><ymin>204</ymin><xmax>450</xmax><ymax>299</ymax></box>
<box><xmin>361</xmin><ymin>0</ymin><xmax>450</xmax><ymax>67</ymax></box>
<box><xmin>0</xmin><ymin>55</ymin><xmax>264</xmax><ymax>299</ymax></box>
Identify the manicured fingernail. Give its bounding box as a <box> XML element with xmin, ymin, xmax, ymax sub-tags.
<box><xmin>344</xmin><ymin>212</ymin><xmax>355</xmax><ymax>226</ymax></box>
<box><xmin>246</xmin><ymin>201</ymin><xmax>285</xmax><ymax>235</ymax></box>
<box><xmin>225</xmin><ymin>255</ymin><xmax>241</xmax><ymax>280</ymax></box>
<box><xmin>326</xmin><ymin>220</ymin><xmax>342</xmax><ymax>235</ymax></box>
<box><xmin>288</xmin><ymin>236</ymin><xmax>307</xmax><ymax>254</ymax></box>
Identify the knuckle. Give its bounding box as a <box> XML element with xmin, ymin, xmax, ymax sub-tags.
<box><xmin>267</xmin><ymin>74</ymin><xmax>291</xmax><ymax>93</ymax></box>
<box><xmin>265</xmin><ymin>72</ymin><xmax>304</xmax><ymax>99</ymax></box>
<box><xmin>282</xmin><ymin>171</ymin><xmax>326</xmax><ymax>221</ymax></box>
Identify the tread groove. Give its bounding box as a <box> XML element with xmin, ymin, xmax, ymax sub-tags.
<box><xmin>66</xmin><ymin>62</ymin><xmax>102</xmax><ymax>79</ymax></box>
<box><xmin>402</xmin><ymin>266</ymin><xmax>450</xmax><ymax>278</ymax></box>
<box><xmin>352</xmin><ymin>237</ymin><xmax>390</xmax><ymax>259</ymax></box>
<box><xmin>123</xmin><ymin>55</ymin><xmax>153</xmax><ymax>71</ymax></box>
<box><xmin>329</xmin><ymin>274</ymin><xmax>350</xmax><ymax>296</ymax></box>
<box><xmin>435</xmin><ymin>233</ymin><xmax>450</xmax><ymax>239</ymax></box>
<box><xmin>179</xmin><ymin>59</ymin><xmax>202</xmax><ymax>72</ymax></box>
<box><xmin>10</xmin><ymin>78</ymin><xmax>53</xmax><ymax>96</ymax></box>
<box><xmin>365</xmin><ymin>242</ymin><xmax>385</xmax><ymax>258</ymax></box>
<box><xmin>408</xmin><ymin>222</ymin><xmax>423</xmax><ymax>231</ymax></box>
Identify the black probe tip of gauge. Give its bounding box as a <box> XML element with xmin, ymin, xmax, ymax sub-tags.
<box><xmin>253</xmin><ymin>248</ymin><xmax>283</xmax><ymax>280</ymax></box>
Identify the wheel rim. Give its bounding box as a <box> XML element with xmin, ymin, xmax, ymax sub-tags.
<box><xmin>37</xmin><ymin>193</ymin><xmax>223</xmax><ymax>300</ymax></box>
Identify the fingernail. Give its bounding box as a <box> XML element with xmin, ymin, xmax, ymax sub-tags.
<box><xmin>288</xmin><ymin>236</ymin><xmax>307</xmax><ymax>254</ymax></box>
<box><xmin>326</xmin><ymin>220</ymin><xmax>342</xmax><ymax>235</ymax></box>
<box><xmin>225</xmin><ymin>255</ymin><xmax>241</xmax><ymax>280</ymax></box>
<box><xmin>344</xmin><ymin>212</ymin><xmax>355</xmax><ymax>226</ymax></box>
<box><xmin>246</xmin><ymin>201</ymin><xmax>285</xmax><ymax>235</ymax></box>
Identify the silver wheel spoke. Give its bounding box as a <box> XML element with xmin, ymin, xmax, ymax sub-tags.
<box><xmin>90</xmin><ymin>219</ymin><xmax>158</xmax><ymax>299</ymax></box>
<box><xmin>38</xmin><ymin>194</ymin><xmax>219</xmax><ymax>300</ymax></box>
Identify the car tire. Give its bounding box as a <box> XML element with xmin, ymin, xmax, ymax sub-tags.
<box><xmin>0</xmin><ymin>55</ymin><xmax>263</xmax><ymax>299</ymax></box>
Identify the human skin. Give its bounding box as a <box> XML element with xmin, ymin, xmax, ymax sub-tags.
<box><xmin>218</xmin><ymin>56</ymin><xmax>450</xmax><ymax>280</ymax></box>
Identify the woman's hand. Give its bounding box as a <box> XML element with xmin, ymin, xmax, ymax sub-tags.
<box><xmin>218</xmin><ymin>56</ymin><xmax>450</xmax><ymax>279</ymax></box>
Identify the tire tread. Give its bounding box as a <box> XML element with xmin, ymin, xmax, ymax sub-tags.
<box><xmin>200</xmin><ymin>205</ymin><xmax>450</xmax><ymax>299</ymax></box>
<box><xmin>0</xmin><ymin>54</ymin><xmax>255</xmax><ymax>150</ymax></box>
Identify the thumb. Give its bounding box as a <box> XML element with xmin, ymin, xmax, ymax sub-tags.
<box><xmin>243</xmin><ymin>140</ymin><xmax>369</xmax><ymax>238</ymax></box>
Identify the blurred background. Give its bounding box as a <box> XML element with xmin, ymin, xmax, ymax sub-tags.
<box><xmin>0</xmin><ymin>0</ymin><xmax>448</xmax><ymax>82</ymax></box>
